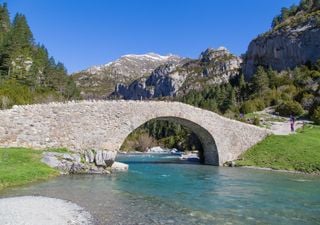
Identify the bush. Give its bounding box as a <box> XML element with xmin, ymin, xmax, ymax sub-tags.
<box><xmin>311</xmin><ymin>106</ymin><xmax>320</xmax><ymax>125</ymax></box>
<box><xmin>254</xmin><ymin>98</ymin><xmax>266</xmax><ymax>111</ymax></box>
<box><xmin>240</xmin><ymin>100</ymin><xmax>257</xmax><ymax>114</ymax></box>
<box><xmin>0</xmin><ymin>80</ymin><xmax>33</xmax><ymax>109</ymax></box>
<box><xmin>275</xmin><ymin>100</ymin><xmax>304</xmax><ymax>117</ymax></box>
<box><xmin>240</xmin><ymin>98</ymin><xmax>266</xmax><ymax>114</ymax></box>
<box><xmin>300</xmin><ymin>93</ymin><xmax>314</xmax><ymax>110</ymax></box>
<box><xmin>253</xmin><ymin>116</ymin><xmax>260</xmax><ymax>126</ymax></box>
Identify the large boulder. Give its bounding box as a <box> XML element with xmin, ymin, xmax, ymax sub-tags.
<box><xmin>84</xmin><ymin>150</ymin><xmax>95</xmax><ymax>163</ymax></box>
<box><xmin>94</xmin><ymin>150</ymin><xmax>116</xmax><ymax>167</ymax></box>
<box><xmin>42</xmin><ymin>150</ymin><xmax>118</xmax><ymax>174</ymax></box>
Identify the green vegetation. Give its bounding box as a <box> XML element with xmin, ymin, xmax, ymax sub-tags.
<box><xmin>236</xmin><ymin>125</ymin><xmax>320</xmax><ymax>173</ymax></box>
<box><xmin>271</xmin><ymin>0</ymin><xmax>320</xmax><ymax>29</ymax></box>
<box><xmin>121</xmin><ymin>120</ymin><xmax>202</xmax><ymax>152</ymax></box>
<box><xmin>0</xmin><ymin>3</ymin><xmax>80</xmax><ymax>109</ymax></box>
<box><xmin>0</xmin><ymin>148</ymin><xmax>59</xmax><ymax>190</ymax></box>
<box><xmin>312</xmin><ymin>106</ymin><xmax>320</xmax><ymax>124</ymax></box>
<box><xmin>44</xmin><ymin>147</ymin><xmax>70</xmax><ymax>153</ymax></box>
<box><xmin>180</xmin><ymin>63</ymin><xmax>320</xmax><ymax>123</ymax></box>
<box><xmin>275</xmin><ymin>101</ymin><xmax>305</xmax><ymax>117</ymax></box>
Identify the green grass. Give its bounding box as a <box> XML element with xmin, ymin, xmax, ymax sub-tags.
<box><xmin>0</xmin><ymin>148</ymin><xmax>59</xmax><ymax>190</ymax></box>
<box><xmin>44</xmin><ymin>147</ymin><xmax>70</xmax><ymax>153</ymax></box>
<box><xmin>236</xmin><ymin>125</ymin><xmax>320</xmax><ymax>173</ymax></box>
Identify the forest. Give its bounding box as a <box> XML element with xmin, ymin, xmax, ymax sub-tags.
<box><xmin>0</xmin><ymin>3</ymin><xmax>79</xmax><ymax>109</ymax></box>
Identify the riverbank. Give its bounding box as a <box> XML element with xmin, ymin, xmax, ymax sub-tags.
<box><xmin>236</xmin><ymin>125</ymin><xmax>320</xmax><ymax>174</ymax></box>
<box><xmin>0</xmin><ymin>196</ymin><xmax>94</xmax><ymax>225</ymax></box>
<box><xmin>0</xmin><ymin>148</ymin><xmax>59</xmax><ymax>191</ymax></box>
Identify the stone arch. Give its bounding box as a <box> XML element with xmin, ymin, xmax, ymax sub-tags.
<box><xmin>0</xmin><ymin>100</ymin><xmax>270</xmax><ymax>166</ymax></box>
<box><xmin>119</xmin><ymin>116</ymin><xmax>219</xmax><ymax>165</ymax></box>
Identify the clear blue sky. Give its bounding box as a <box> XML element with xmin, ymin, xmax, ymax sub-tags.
<box><xmin>5</xmin><ymin>0</ymin><xmax>299</xmax><ymax>74</ymax></box>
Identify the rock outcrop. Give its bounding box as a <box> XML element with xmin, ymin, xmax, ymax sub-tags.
<box><xmin>243</xmin><ymin>8</ymin><xmax>320</xmax><ymax>78</ymax></box>
<box><xmin>112</xmin><ymin>47</ymin><xmax>241</xmax><ymax>99</ymax></box>
<box><xmin>72</xmin><ymin>53</ymin><xmax>182</xmax><ymax>99</ymax></box>
<box><xmin>112</xmin><ymin>63</ymin><xmax>185</xmax><ymax>99</ymax></box>
<box><xmin>42</xmin><ymin>150</ymin><xmax>128</xmax><ymax>174</ymax></box>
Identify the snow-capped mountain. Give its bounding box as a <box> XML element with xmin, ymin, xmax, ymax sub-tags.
<box><xmin>72</xmin><ymin>53</ymin><xmax>182</xmax><ymax>99</ymax></box>
<box><xmin>111</xmin><ymin>47</ymin><xmax>242</xmax><ymax>100</ymax></box>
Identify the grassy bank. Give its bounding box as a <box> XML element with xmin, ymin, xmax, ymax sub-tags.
<box><xmin>0</xmin><ymin>148</ymin><xmax>59</xmax><ymax>190</ymax></box>
<box><xmin>236</xmin><ymin>125</ymin><xmax>320</xmax><ymax>173</ymax></box>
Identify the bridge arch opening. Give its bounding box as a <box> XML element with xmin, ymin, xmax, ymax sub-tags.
<box><xmin>120</xmin><ymin>116</ymin><xmax>219</xmax><ymax>165</ymax></box>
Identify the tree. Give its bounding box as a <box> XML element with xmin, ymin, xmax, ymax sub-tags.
<box><xmin>0</xmin><ymin>3</ymin><xmax>11</xmax><ymax>78</ymax></box>
<box><xmin>280</xmin><ymin>7</ymin><xmax>290</xmax><ymax>21</ymax></box>
<box><xmin>252</xmin><ymin>66</ymin><xmax>269</xmax><ymax>97</ymax></box>
<box><xmin>267</xmin><ymin>67</ymin><xmax>279</xmax><ymax>89</ymax></box>
<box><xmin>1</xmin><ymin>13</ymin><xmax>34</xmax><ymax>81</ymax></box>
<box><xmin>311</xmin><ymin>106</ymin><xmax>320</xmax><ymax>125</ymax></box>
<box><xmin>312</xmin><ymin>0</ymin><xmax>320</xmax><ymax>10</ymax></box>
<box><xmin>10</xmin><ymin>13</ymin><xmax>34</xmax><ymax>47</ymax></box>
<box><xmin>0</xmin><ymin>3</ymin><xmax>10</xmax><ymax>45</ymax></box>
<box><xmin>276</xmin><ymin>101</ymin><xmax>304</xmax><ymax>116</ymax></box>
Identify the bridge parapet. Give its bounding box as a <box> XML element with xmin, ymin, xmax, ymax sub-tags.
<box><xmin>0</xmin><ymin>100</ymin><xmax>270</xmax><ymax>165</ymax></box>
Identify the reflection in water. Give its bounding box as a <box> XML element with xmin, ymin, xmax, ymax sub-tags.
<box><xmin>1</xmin><ymin>153</ymin><xmax>320</xmax><ymax>225</ymax></box>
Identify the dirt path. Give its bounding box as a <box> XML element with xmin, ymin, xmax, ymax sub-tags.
<box><xmin>269</xmin><ymin>120</ymin><xmax>305</xmax><ymax>135</ymax></box>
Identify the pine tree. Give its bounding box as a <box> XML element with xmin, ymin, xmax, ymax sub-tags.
<box><xmin>0</xmin><ymin>3</ymin><xmax>10</xmax><ymax>45</ymax></box>
<box><xmin>10</xmin><ymin>13</ymin><xmax>34</xmax><ymax>48</ymax></box>
<box><xmin>2</xmin><ymin>13</ymin><xmax>34</xmax><ymax>81</ymax></box>
<box><xmin>252</xmin><ymin>66</ymin><xmax>269</xmax><ymax>97</ymax></box>
<box><xmin>267</xmin><ymin>67</ymin><xmax>278</xmax><ymax>89</ymax></box>
<box><xmin>0</xmin><ymin>3</ymin><xmax>11</xmax><ymax>78</ymax></box>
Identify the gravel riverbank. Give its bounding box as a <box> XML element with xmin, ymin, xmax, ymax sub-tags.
<box><xmin>0</xmin><ymin>196</ymin><xmax>94</xmax><ymax>225</ymax></box>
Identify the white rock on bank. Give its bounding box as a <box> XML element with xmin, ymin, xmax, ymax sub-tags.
<box><xmin>111</xmin><ymin>161</ymin><xmax>129</xmax><ymax>171</ymax></box>
<box><xmin>147</xmin><ymin>146</ymin><xmax>169</xmax><ymax>153</ymax></box>
<box><xmin>0</xmin><ymin>196</ymin><xmax>94</xmax><ymax>225</ymax></box>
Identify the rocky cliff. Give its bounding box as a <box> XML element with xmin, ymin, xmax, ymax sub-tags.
<box><xmin>243</xmin><ymin>5</ymin><xmax>320</xmax><ymax>78</ymax></box>
<box><xmin>72</xmin><ymin>53</ymin><xmax>181</xmax><ymax>99</ymax></box>
<box><xmin>112</xmin><ymin>47</ymin><xmax>241</xmax><ymax>100</ymax></box>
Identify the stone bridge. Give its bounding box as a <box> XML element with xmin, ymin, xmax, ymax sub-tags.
<box><xmin>0</xmin><ymin>101</ymin><xmax>270</xmax><ymax>165</ymax></box>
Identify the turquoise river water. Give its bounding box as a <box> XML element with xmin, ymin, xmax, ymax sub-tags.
<box><xmin>1</xmin><ymin>153</ymin><xmax>320</xmax><ymax>225</ymax></box>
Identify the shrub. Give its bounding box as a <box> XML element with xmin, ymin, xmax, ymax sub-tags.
<box><xmin>240</xmin><ymin>98</ymin><xmax>266</xmax><ymax>114</ymax></box>
<box><xmin>254</xmin><ymin>98</ymin><xmax>266</xmax><ymax>111</ymax></box>
<box><xmin>300</xmin><ymin>94</ymin><xmax>314</xmax><ymax>110</ymax></box>
<box><xmin>253</xmin><ymin>116</ymin><xmax>260</xmax><ymax>126</ymax></box>
<box><xmin>240</xmin><ymin>100</ymin><xmax>257</xmax><ymax>114</ymax></box>
<box><xmin>0</xmin><ymin>80</ymin><xmax>33</xmax><ymax>109</ymax></box>
<box><xmin>311</xmin><ymin>106</ymin><xmax>320</xmax><ymax>125</ymax></box>
<box><xmin>275</xmin><ymin>100</ymin><xmax>304</xmax><ymax>117</ymax></box>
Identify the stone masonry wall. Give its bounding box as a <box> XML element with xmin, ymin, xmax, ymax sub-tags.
<box><xmin>0</xmin><ymin>100</ymin><xmax>270</xmax><ymax>165</ymax></box>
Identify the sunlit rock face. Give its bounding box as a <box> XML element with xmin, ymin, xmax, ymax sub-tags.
<box><xmin>112</xmin><ymin>47</ymin><xmax>241</xmax><ymax>100</ymax></box>
<box><xmin>243</xmin><ymin>17</ymin><xmax>320</xmax><ymax>79</ymax></box>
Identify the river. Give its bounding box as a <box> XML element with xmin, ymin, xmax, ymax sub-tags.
<box><xmin>1</xmin><ymin>153</ymin><xmax>320</xmax><ymax>225</ymax></box>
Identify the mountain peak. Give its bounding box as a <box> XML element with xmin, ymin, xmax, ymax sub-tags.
<box><xmin>122</xmin><ymin>53</ymin><xmax>180</xmax><ymax>61</ymax></box>
<box><xmin>199</xmin><ymin>47</ymin><xmax>233</xmax><ymax>62</ymax></box>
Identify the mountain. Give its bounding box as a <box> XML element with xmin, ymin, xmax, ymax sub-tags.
<box><xmin>111</xmin><ymin>47</ymin><xmax>241</xmax><ymax>100</ymax></box>
<box><xmin>72</xmin><ymin>53</ymin><xmax>182</xmax><ymax>99</ymax></box>
<box><xmin>243</xmin><ymin>0</ymin><xmax>320</xmax><ymax>78</ymax></box>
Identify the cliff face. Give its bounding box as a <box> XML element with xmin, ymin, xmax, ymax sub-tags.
<box><xmin>111</xmin><ymin>47</ymin><xmax>241</xmax><ymax>100</ymax></box>
<box><xmin>112</xmin><ymin>63</ymin><xmax>186</xmax><ymax>100</ymax></box>
<box><xmin>72</xmin><ymin>53</ymin><xmax>181</xmax><ymax>99</ymax></box>
<box><xmin>243</xmin><ymin>11</ymin><xmax>320</xmax><ymax>78</ymax></box>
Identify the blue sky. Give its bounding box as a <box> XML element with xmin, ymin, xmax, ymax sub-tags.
<box><xmin>5</xmin><ymin>0</ymin><xmax>299</xmax><ymax>73</ymax></box>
